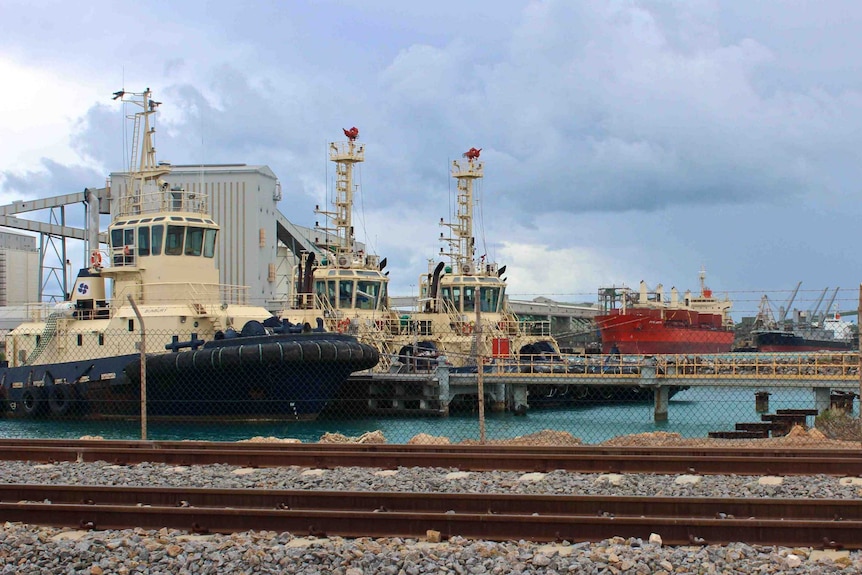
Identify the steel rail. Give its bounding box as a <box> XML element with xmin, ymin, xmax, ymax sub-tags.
<box><xmin>0</xmin><ymin>484</ymin><xmax>859</xmax><ymax>548</ymax></box>
<box><xmin>2</xmin><ymin>484</ymin><xmax>860</xmax><ymax>520</ymax></box>
<box><xmin>5</xmin><ymin>437</ymin><xmax>862</xmax><ymax>457</ymax></box>
<box><xmin>0</xmin><ymin>440</ymin><xmax>860</xmax><ymax>475</ymax></box>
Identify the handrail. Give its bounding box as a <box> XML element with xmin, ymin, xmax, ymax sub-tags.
<box><xmin>472</xmin><ymin>352</ymin><xmax>860</xmax><ymax>380</ymax></box>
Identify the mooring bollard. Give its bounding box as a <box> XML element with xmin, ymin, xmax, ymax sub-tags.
<box><xmin>755</xmin><ymin>391</ymin><xmax>771</xmax><ymax>413</ymax></box>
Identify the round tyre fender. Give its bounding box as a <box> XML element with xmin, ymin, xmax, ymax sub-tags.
<box><xmin>21</xmin><ymin>386</ymin><xmax>48</xmax><ymax>417</ymax></box>
<box><xmin>48</xmin><ymin>383</ymin><xmax>75</xmax><ymax>416</ymax></box>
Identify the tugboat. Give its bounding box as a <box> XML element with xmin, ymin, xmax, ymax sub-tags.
<box><xmin>278</xmin><ymin>128</ymin><xmax>400</xmax><ymax>368</ymax></box>
<box><xmin>391</xmin><ymin>149</ymin><xmax>686</xmax><ymax>407</ymax></box>
<box><xmin>0</xmin><ymin>89</ymin><xmax>378</xmax><ymax>421</ymax></box>
<box><xmin>392</xmin><ymin>148</ymin><xmax>560</xmax><ymax>373</ymax></box>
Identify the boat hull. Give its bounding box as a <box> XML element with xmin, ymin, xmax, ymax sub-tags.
<box><xmin>0</xmin><ymin>333</ymin><xmax>379</xmax><ymax>422</ymax></box>
<box><xmin>753</xmin><ymin>331</ymin><xmax>856</xmax><ymax>353</ymax></box>
<box><xmin>528</xmin><ymin>384</ymin><xmax>688</xmax><ymax>406</ymax></box>
<box><xmin>596</xmin><ymin>311</ymin><xmax>735</xmax><ymax>355</ymax></box>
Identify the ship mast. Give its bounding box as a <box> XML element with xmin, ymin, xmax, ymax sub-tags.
<box><xmin>113</xmin><ymin>88</ymin><xmax>171</xmax><ymax>216</ymax></box>
<box><xmin>317</xmin><ymin>127</ymin><xmax>364</xmax><ymax>265</ymax></box>
<box><xmin>441</xmin><ymin>147</ymin><xmax>483</xmax><ymax>275</ymax></box>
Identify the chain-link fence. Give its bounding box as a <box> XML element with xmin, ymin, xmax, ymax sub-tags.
<box><xmin>1</xmin><ymin>327</ymin><xmax>860</xmax><ymax>446</ymax></box>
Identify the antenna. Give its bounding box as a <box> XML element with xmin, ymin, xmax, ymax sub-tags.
<box><xmin>199</xmin><ymin>97</ymin><xmax>204</xmax><ymax>201</ymax></box>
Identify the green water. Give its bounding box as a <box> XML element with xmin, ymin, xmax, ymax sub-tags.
<box><xmin>0</xmin><ymin>386</ymin><xmax>845</xmax><ymax>444</ymax></box>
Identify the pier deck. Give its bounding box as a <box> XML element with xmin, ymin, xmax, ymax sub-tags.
<box><xmin>344</xmin><ymin>352</ymin><xmax>862</xmax><ymax>420</ymax></box>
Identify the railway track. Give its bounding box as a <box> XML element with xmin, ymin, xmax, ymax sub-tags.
<box><xmin>0</xmin><ymin>438</ymin><xmax>860</xmax><ymax>475</ymax></box>
<box><xmin>1</xmin><ymin>483</ymin><xmax>859</xmax><ymax>548</ymax></box>
<box><xmin>3</xmin><ymin>439</ymin><xmax>862</xmax><ymax>548</ymax></box>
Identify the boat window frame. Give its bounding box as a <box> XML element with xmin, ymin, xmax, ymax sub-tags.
<box><xmin>325</xmin><ymin>280</ymin><xmax>337</xmax><ymax>307</ymax></box>
<box><xmin>137</xmin><ymin>226</ymin><xmax>151</xmax><ymax>257</ymax></box>
<box><xmin>110</xmin><ymin>228</ymin><xmax>123</xmax><ymax>250</ymax></box>
<box><xmin>184</xmin><ymin>226</ymin><xmax>205</xmax><ymax>257</ymax></box>
<box><xmin>449</xmin><ymin>286</ymin><xmax>462</xmax><ymax>312</ymax></box>
<box><xmin>479</xmin><ymin>286</ymin><xmax>501</xmax><ymax>313</ymax></box>
<box><xmin>203</xmin><ymin>229</ymin><xmax>217</xmax><ymax>258</ymax></box>
<box><xmin>165</xmin><ymin>224</ymin><xmax>185</xmax><ymax>256</ymax></box>
<box><xmin>151</xmin><ymin>224</ymin><xmax>164</xmax><ymax>256</ymax></box>
<box><xmin>462</xmin><ymin>285</ymin><xmax>476</xmax><ymax>313</ymax></box>
<box><xmin>356</xmin><ymin>280</ymin><xmax>381</xmax><ymax>311</ymax></box>
<box><xmin>338</xmin><ymin>279</ymin><xmax>354</xmax><ymax>309</ymax></box>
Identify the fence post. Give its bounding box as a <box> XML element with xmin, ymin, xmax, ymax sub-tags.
<box><xmin>436</xmin><ymin>356</ymin><xmax>450</xmax><ymax>416</ymax></box>
<box><xmin>858</xmin><ymin>284</ymin><xmax>861</xmax><ymax>448</ymax></box>
<box><xmin>475</xmin><ymin>302</ymin><xmax>485</xmax><ymax>443</ymax></box>
<box><xmin>127</xmin><ymin>295</ymin><xmax>147</xmax><ymax>440</ymax></box>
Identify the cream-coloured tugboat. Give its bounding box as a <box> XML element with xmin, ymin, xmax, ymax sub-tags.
<box><xmin>0</xmin><ymin>89</ymin><xmax>378</xmax><ymax>421</ymax></box>
<box><xmin>392</xmin><ymin>148</ymin><xmax>560</xmax><ymax>373</ymax></box>
<box><xmin>279</xmin><ymin>128</ymin><xmax>400</xmax><ymax>368</ymax></box>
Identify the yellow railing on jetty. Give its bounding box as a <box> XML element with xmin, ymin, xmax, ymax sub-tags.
<box><xmin>469</xmin><ymin>352</ymin><xmax>860</xmax><ymax>380</ymax></box>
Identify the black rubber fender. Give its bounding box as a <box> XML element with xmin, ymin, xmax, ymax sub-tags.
<box><xmin>47</xmin><ymin>384</ymin><xmax>76</xmax><ymax>416</ymax></box>
<box><xmin>127</xmin><ymin>336</ymin><xmax>380</xmax><ymax>379</ymax></box>
<box><xmin>20</xmin><ymin>387</ymin><xmax>48</xmax><ymax>418</ymax></box>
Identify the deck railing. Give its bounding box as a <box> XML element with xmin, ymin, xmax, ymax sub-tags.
<box><xmin>393</xmin><ymin>352</ymin><xmax>862</xmax><ymax>380</ymax></box>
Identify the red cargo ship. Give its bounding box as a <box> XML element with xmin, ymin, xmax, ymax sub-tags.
<box><xmin>595</xmin><ymin>269</ymin><xmax>734</xmax><ymax>355</ymax></box>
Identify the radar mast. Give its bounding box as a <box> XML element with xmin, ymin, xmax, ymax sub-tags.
<box><xmin>440</xmin><ymin>147</ymin><xmax>482</xmax><ymax>275</ymax></box>
<box><xmin>316</xmin><ymin>127</ymin><xmax>364</xmax><ymax>265</ymax></box>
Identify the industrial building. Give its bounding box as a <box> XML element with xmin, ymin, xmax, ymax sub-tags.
<box><xmin>0</xmin><ymin>230</ymin><xmax>40</xmax><ymax>307</ymax></box>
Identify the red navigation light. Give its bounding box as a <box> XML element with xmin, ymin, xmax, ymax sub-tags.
<box><xmin>343</xmin><ymin>127</ymin><xmax>359</xmax><ymax>141</ymax></box>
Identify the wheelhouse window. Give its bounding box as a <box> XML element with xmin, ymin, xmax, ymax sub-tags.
<box><xmin>325</xmin><ymin>280</ymin><xmax>337</xmax><ymax>307</ymax></box>
<box><xmin>463</xmin><ymin>286</ymin><xmax>476</xmax><ymax>313</ymax></box>
<box><xmin>203</xmin><ymin>229</ymin><xmax>217</xmax><ymax>258</ymax></box>
<box><xmin>110</xmin><ymin>227</ymin><xmax>136</xmax><ymax>250</ymax></box>
<box><xmin>356</xmin><ymin>280</ymin><xmax>381</xmax><ymax>311</ymax></box>
<box><xmin>110</xmin><ymin>228</ymin><xmax>123</xmax><ymax>249</ymax></box>
<box><xmin>185</xmin><ymin>227</ymin><xmax>204</xmax><ymax>256</ymax></box>
<box><xmin>442</xmin><ymin>286</ymin><xmax>462</xmax><ymax>312</ymax></box>
<box><xmin>151</xmin><ymin>225</ymin><xmax>164</xmax><ymax>255</ymax></box>
<box><xmin>312</xmin><ymin>280</ymin><xmax>326</xmax><ymax>306</ymax></box>
<box><xmin>480</xmin><ymin>286</ymin><xmax>501</xmax><ymax>313</ymax></box>
<box><xmin>137</xmin><ymin>227</ymin><xmax>150</xmax><ymax>256</ymax></box>
<box><xmin>338</xmin><ymin>280</ymin><xmax>354</xmax><ymax>309</ymax></box>
<box><xmin>165</xmin><ymin>225</ymin><xmax>184</xmax><ymax>255</ymax></box>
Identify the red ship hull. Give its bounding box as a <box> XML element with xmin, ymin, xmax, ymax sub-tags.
<box><xmin>596</xmin><ymin>309</ymin><xmax>735</xmax><ymax>355</ymax></box>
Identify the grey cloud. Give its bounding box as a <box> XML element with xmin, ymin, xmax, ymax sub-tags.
<box><xmin>0</xmin><ymin>159</ymin><xmax>103</xmax><ymax>231</ymax></box>
<box><xmin>2</xmin><ymin>159</ymin><xmax>103</xmax><ymax>201</ymax></box>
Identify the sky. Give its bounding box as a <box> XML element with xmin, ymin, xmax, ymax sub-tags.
<box><xmin>2</xmin><ymin>0</ymin><xmax>862</xmax><ymax>319</ymax></box>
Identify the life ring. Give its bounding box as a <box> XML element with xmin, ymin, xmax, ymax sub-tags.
<box><xmin>461</xmin><ymin>321</ymin><xmax>474</xmax><ymax>335</ymax></box>
<box><xmin>90</xmin><ymin>251</ymin><xmax>102</xmax><ymax>267</ymax></box>
<box><xmin>336</xmin><ymin>319</ymin><xmax>351</xmax><ymax>333</ymax></box>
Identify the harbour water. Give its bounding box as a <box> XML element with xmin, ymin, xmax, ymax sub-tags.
<box><xmin>1</xmin><ymin>385</ymin><xmax>848</xmax><ymax>444</ymax></box>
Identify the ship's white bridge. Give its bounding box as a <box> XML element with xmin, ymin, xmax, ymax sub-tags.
<box><xmin>390</xmin><ymin>295</ymin><xmax>600</xmax><ymax>349</ymax></box>
<box><xmin>0</xmin><ymin>169</ymin><xmax>368</xmax><ymax>313</ymax></box>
